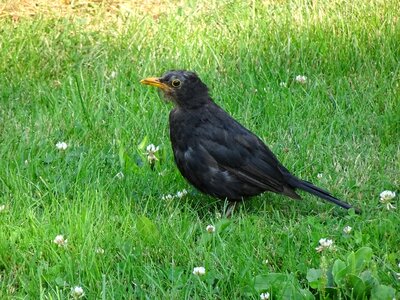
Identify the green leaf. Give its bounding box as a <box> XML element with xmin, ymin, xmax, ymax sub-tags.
<box><xmin>370</xmin><ymin>285</ymin><xmax>396</xmax><ymax>300</ymax></box>
<box><xmin>332</xmin><ymin>259</ymin><xmax>347</xmax><ymax>285</ymax></box>
<box><xmin>118</xmin><ymin>142</ymin><xmax>139</xmax><ymax>172</ymax></box>
<box><xmin>306</xmin><ymin>268</ymin><xmax>323</xmax><ymax>289</ymax></box>
<box><xmin>346</xmin><ymin>274</ymin><xmax>366</xmax><ymax>299</ymax></box>
<box><xmin>54</xmin><ymin>277</ymin><xmax>68</xmax><ymax>287</ymax></box>
<box><xmin>241</xmin><ymin>285</ymin><xmax>256</xmax><ymax>298</ymax></box>
<box><xmin>346</xmin><ymin>251</ymin><xmax>356</xmax><ymax>274</ymax></box>
<box><xmin>43</xmin><ymin>153</ymin><xmax>56</xmax><ymax>164</ymax></box>
<box><xmin>299</xmin><ymin>289</ymin><xmax>315</xmax><ymax>300</ymax></box>
<box><xmin>353</xmin><ymin>247</ymin><xmax>373</xmax><ymax>273</ymax></box>
<box><xmin>354</xmin><ymin>231</ymin><xmax>363</xmax><ymax>245</ymax></box>
<box><xmin>254</xmin><ymin>273</ymin><xmax>287</xmax><ymax>292</ymax></box>
<box><xmin>306</xmin><ymin>268</ymin><xmax>322</xmax><ymax>282</ymax></box>
<box><xmin>326</xmin><ymin>266</ymin><xmax>335</xmax><ymax>288</ymax></box>
<box><xmin>136</xmin><ymin>216</ymin><xmax>159</xmax><ymax>243</ymax></box>
<box><xmin>280</xmin><ymin>283</ymin><xmax>305</xmax><ymax>300</ymax></box>
<box><xmin>166</xmin><ymin>267</ymin><xmax>184</xmax><ymax>284</ymax></box>
<box><xmin>359</xmin><ymin>270</ymin><xmax>379</xmax><ymax>291</ymax></box>
<box><xmin>137</xmin><ymin>136</ymin><xmax>149</xmax><ymax>150</ymax></box>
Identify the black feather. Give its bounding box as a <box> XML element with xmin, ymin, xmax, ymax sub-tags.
<box><xmin>288</xmin><ymin>177</ymin><xmax>361</xmax><ymax>214</ymax></box>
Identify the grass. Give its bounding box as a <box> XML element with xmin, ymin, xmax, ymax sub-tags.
<box><xmin>0</xmin><ymin>0</ymin><xmax>399</xmax><ymax>298</ymax></box>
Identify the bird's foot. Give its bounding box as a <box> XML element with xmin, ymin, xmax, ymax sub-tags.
<box><xmin>223</xmin><ymin>202</ymin><xmax>238</xmax><ymax>218</ymax></box>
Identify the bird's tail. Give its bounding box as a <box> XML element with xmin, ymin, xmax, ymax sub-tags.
<box><xmin>289</xmin><ymin>177</ymin><xmax>361</xmax><ymax>214</ymax></box>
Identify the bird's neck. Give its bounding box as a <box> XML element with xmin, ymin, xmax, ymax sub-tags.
<box><xmin>177</xmin><ymin>94</ymin><xmax>212</xmax><ymax>110</ymax></box>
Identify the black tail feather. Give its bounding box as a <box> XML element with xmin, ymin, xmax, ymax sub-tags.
<box><xmin>290</xmin><ymin>178</ymin><xmax>361</xmax><ymax>214</ymax></box>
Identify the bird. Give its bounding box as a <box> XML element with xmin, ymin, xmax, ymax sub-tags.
<box><xmin>140</xmin><ymin>70</ymin><xmax>360</xmax><ymax>214</ymax></box>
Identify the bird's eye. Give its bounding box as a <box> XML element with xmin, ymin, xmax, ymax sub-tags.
<box><xmin>171</xmin><ymin>79</ymin><xmax>181</xmax><ymax>87</ymax></box>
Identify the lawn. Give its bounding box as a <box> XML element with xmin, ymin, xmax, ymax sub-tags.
<box><xmin>0</xmin><ymin>0</ymin><xmax>399</xmax><ymax>299</ymax></box>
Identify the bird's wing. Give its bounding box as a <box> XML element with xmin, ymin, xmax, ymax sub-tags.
<box><xmin>173</xmin><ymin>111</ymin><xmax>296</xmax><ymax>199</ymax></box>
<box><xmin>200</xmin><ymin>127</ymin><xmax>287</xmax><ymax>193</ymax></box>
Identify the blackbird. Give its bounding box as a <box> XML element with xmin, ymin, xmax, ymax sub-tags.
<box><xmin>140</xmin><ymin>70</ymin><xmax>360</xmax><ymax>214</ymax></box>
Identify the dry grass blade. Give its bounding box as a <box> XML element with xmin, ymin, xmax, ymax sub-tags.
<box><xmin>0</xmin><ymin>0</ymin><xmax>186</xmax><ymax>21</ymax></box>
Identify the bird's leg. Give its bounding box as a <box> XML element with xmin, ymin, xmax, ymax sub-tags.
<box><xmin>223</xmin><ymin>201</ymin><xmax>240</xmax><ymax>218</ymax></box>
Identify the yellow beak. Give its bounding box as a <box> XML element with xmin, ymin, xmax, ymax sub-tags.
<box><xmin>140</xmin><ymin>77</ymin><xmax>171</xmax><ymax>92</ymax></box>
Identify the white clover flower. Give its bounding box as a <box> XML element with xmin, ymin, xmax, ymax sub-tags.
<box><xmin>380</xmin><ymin>190</ymin><xmax>396</xmax><ymax>201</ymax></box>
<box><xmin>176</xmin><ymin>189</ymin><xmax>188</xmax><ymax>198</ymax></box>
<box><xmin>295</xmin><ymin>75</ymin><xmax>307</xmax><ymax>84</ymax></box>
<box><xmin>106</xmin><ymin>71</ymin><xmax>117</xmax><ymax>80</ymax></box>
<box><xmin>95</xmin><ymin>247</ymin><xmax>105</xmax><ymax>254</ymax></box>
<box><xmin>161</xmin><ymin>194</ymin><xmax>174</xmax><ymax>200</ymax></box>
<box><xmin>317</xmin><ymin>173</ymin><xmax>323</xmax><ymax>179</ymax></box>
<box><xmin>279</xmin><ymin>82</ymin><xmax>287</xmax><ymax>88</ymax></box>
<box><xmin>115</xmin><ymin>171</ymin><xmax>124</xmax><ymax>180</ymax></box>
<box><xmin>380</xmin><ymin>190</ymin><xmax>396</xmax><ymax>210</ymax></box>
<box><xmin>315</xmin><ymin>238</ymin><xmax>334</xmax><ymax>252</ymax></box>
<box><xmin>398</xmin><ymin>262</ymin><xmax>400</xmax><ymax>268</ymax></box>
<box><xmin>0</xmin><ymin>204</ymin><xmax>6</xmax><ymax>212</ymax></box>
<box><xmin>192</xmin><ymin>266</ymin><xmax>206</xmax><ymax>276</ymax></box>
<box><xmin>145</xmin><ymin>144</ymin><xmax>160</xmax><ymax>163</ymax></box>
<box><xmin>53</xmin><ymin>235</ymin><xmax>68</xmax><ymax>247</ymax></box>
<box><xmin>71</xmin><ymin>286</ymin><xmax>84</xmax><ymax>298</ymax></box>
<box><xmin>260</xmin><ymin>292</ymin><xmax>270</xmax><ymax>300</ymax></box>
<box><xmin>146</xmin><ymin>144</ymin><xmax>159</xmax><ymax>153</ymax></box>
<box><xmin>319</xmin><ymin>238</ymin><xmax>333</xmax><ymax>247</ymax></box>
<box><xmin>110</xmin><ymin>71</ymin><xmax>117</xmax><ymax>79</ymax></box>
<box><xmin>206</xmin><ymin>225</ymin><xmax>215</xmax><ymax>233</ymax></box>
<box><xmin>264</xmin><ymin>259</ymin><xmax>269</xmax><ymax>264</ymax></box>
<box><xmin>56</xmin><ymin>141</ymin><xmax>68</xmax><ymax>150</ymax></box>
<box><xmin>24</xmin><ymin>160</ymin><xmax>29</xmax><ymax>165</ymax></box>
<box><xmin>343</xmin><ymin>225</ymin><xmax>352</xmax><ymax>234</ymax></box>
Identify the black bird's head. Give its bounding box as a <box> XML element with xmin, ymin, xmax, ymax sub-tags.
<box><xmin>140</xmin><ymin>70</ymin><xmax>210</xmax><ymax>108</ymax></box>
